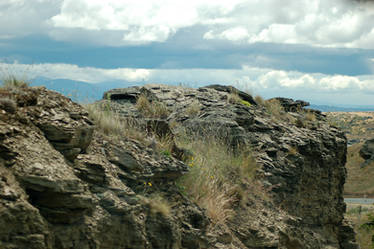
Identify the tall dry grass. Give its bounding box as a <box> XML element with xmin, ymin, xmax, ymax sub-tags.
<box><xmin>85</xmin><ymin>102</ymin><xmax>146</xmax><ymax>142</ymax></box>
<box><xmin>264</xmin><ymin>99</ymin><xmax>284</xmax><ymax>118</ymax></box>
<box><xmin>1</xmin><ymin>75</ymin><xmax>29</xmax><ymax>89</ymax></box>
<box><xmin>177</xmin><ymin>136</ymin><xmax>257</xmax><ymax>228</ymax></box>
<box><xmin>135</xmin><ymin>94</ymin><xmax>169</xmax><ymax>119</ymax></box>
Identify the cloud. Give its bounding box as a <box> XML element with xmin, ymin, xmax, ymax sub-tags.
<box><xmin>203</xmin><ymin>0</ymin><xmax>374</xmax><ymax>49</ymax></box>
<box><xmin>0</xmin><ymin>0</ymin><xmax>59</xmax><ymax>38</ymax></box>
<box><xmin>0</xmin><ymin>62</ymin><xmax>150</xmax><ymax>83</ymax></box>
<box><xmin>2</xmin><ymin>0</ymin><xmax>374</xmax><ymax>48</ymax></box>
<box><xmin>49</xmin><ymin>0</ymin><xmax>244</xmax><ymax>44</ymax></box>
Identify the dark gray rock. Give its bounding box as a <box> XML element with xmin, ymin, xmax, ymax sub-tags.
<box><xmin>270</xmin><ymin>97</ymin><xmax>310</xmax><ymax>112</ymax></box>
<box><xmin>359</xmin><ymin>138</ymin><xmax>374</xmax><ymax>163</ymax></box>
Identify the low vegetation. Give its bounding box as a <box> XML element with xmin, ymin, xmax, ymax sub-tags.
<box><xmin>139</xmin><ymin>194</ymin><xmax>171</xmax><ymax>217</ymax></box>
<box><xmin>263</xmin><ymin>98</ymin><xmax>284</xmax><ymax>118</ymax></box>
<box><xmin>346</xmin><ymin>205</ymin><xmax>374</xmax><ymax>249</ymax></box>
<box><xmin>177</xmin><ymin>135</ymin><xmax>258</xmax><ymax>228</ymax></box>
<box><xmin>1</xmin><ymin>75</ymin><xmax>29</xmax><ymax>89</ymax></box>
<box><xmin>185</xmin><ymin>101</ymin><xmax>201</xmax><ymax>117</ymax></box>
<box><xmin>0</xmin><ymin>75</ymin><xmax>29</xmax><ymax>114</ymax></box>
<box><xmin>227</xmin><ymin>92</ymin><xmax>252</xmax><ymax>107</ymax></box>
<box><xmin>85</xmin><ymin>102</ymin><xmax>146</xmax><ymax>142</ymax></box>
<box><xmin>135</xmin><ymin>94</ymin><xmax>169</xmax><ymax>119</ymax></box>
<box><xmin>227</xmin><ymin>92</ymin><xmax>241</xmax><ymax>104</ymax></box>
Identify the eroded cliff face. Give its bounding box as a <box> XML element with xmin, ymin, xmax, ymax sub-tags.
<box><xmin>0</xmin><ymin>84</ymin><xmax>357</xmax><ymax>249</ymax></box>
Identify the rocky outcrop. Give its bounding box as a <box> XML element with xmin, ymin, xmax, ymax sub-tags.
<box><xmin>104</xmin><ymin>84</ymin><xmax>358</xmax><ymax>249</ymax></box>
<box><xmin>0</xmin><ymin>84</ymin><xmax>358</xmax><ymax>249</ymax></box>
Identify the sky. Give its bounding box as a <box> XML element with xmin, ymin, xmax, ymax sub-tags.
<box><xmin>1</xmin><ymin>0</ymin><xmax>374</xmax><ymax>106</ymax></box>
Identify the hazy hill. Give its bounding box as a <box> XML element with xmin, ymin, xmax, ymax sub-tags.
<box><xmin>30</xmin><ymin>77</ymin><xmax>140</xmax><ymax>102</ymax></box>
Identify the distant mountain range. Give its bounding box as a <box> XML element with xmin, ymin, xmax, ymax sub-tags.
<box><xmin>30</xmin><ymin>78</ymin><xmax>142</xmax><ymax>103</ymax></box>
<box><xmin>26</xmin><ymin>78</ymin><xmax>374</xmax><ymax>112</ymax></box>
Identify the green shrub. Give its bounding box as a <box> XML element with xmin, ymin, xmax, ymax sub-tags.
<box><xmin>240</xmin><ymin>99</ymin><xmax>251</xmax><ymax>107</ymax></box>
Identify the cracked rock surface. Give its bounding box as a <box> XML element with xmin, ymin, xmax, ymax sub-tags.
<box><xmin>0</xmin><ymin>85</ymin><xmax>358</xmax><ymax>249</ymax></box>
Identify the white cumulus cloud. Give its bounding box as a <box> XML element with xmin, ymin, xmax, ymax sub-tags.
<box><xmin>1</xmin><ymin>0</ymin><xmax>374</xmax><ymax>48</ymax></box>
<box><xmin>49</xmin><ymin>0</ymin><xmax>245</xmax><ymax>44</ymax></box>
<box><xmin>0</xmin><ymin>62</ymin><xmax>150</xmax><ymax>83</ymax></box>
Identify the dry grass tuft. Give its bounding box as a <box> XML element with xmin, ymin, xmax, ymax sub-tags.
<box><xmin>264</xmin><ymin>99</ymin><xmax>284</xmax><ymax>118</ymax></box>
<box><xmin>185</xmin><ymin>101</ymin><xmax>201</xmax><ymax>117</ymax></box>
<box><xmin>254</xmin><ymin>95</ymin><xmax>265</xmax><ymax>106</ymax></box>
<box><xmin>227</xmin><ymin>93</ymin><xmax>252</xmax><ymax>108</ymax></box>
<box><xmin>140</xmin><ymin>194</ymin><xmax>171</xmax><ymax>217</ymax></box>
<box><xmin>1</xmin><ymin>75</ymin><xmax>29</xmax><ymax>89</ymax></box>
<box><xmin>85</xmin><ymin>102</ymin><xmax>146</xmax><ymax>141</ymax></box>
<box><xmin>136</xmin><ymin>94</ymin><xmax>169</xmax><ymax>119</ymax></box>
<box><xmin>177</xmin><ymin>136</ymin><xmax>258</xmax><ymax>227</ymax></box>
<box><xmin>227</xmin><ymin>92</ymin><xmax>242</xmax><ymax>105</ymax></box>
<box><xmin>305</xmin><ymin>110</ymin><xmax>317</xmax><ymax>122</ymax></box>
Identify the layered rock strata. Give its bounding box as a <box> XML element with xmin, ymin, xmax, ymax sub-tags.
<box><xmin>0</xmin><ymin>84</ymin><xmax>358</xmax><ymax>249</ymax></box>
